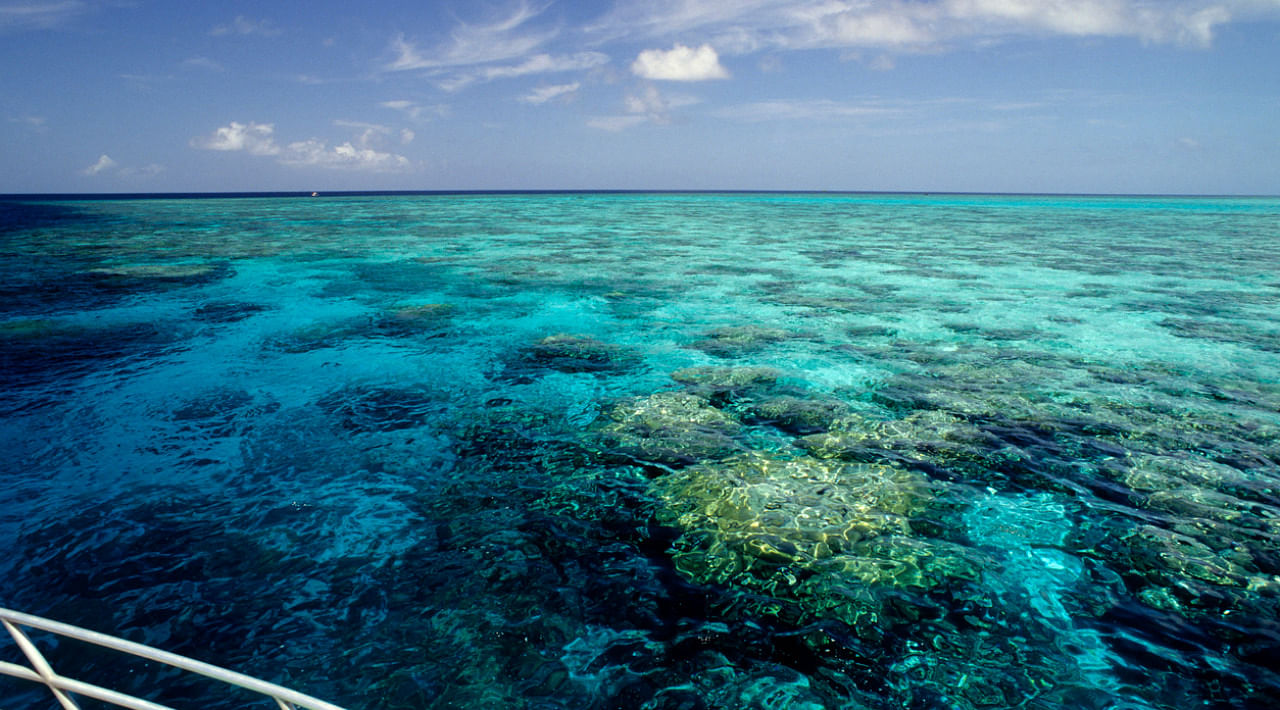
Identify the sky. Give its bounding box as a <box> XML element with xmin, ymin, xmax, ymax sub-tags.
<box><xmin>2</xmin><ymin>0</ymin><xmax>1279</xmax><ymax>194</ymax></box>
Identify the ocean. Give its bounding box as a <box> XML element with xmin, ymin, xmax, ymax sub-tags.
<box><xmin>1</xmin><ymin>192</ymin><xmax>1278</xmax><ymax>709</ymax></box>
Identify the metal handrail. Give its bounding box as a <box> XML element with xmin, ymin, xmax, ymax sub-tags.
<box><xmin>0</xmin><ymin>607</ymin><xmax>347</xmax><ymax>710</ymax></box>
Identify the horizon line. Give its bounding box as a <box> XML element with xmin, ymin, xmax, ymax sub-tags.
<box><xmin>2</xmin><ymin>189</ymin><xmax>1278</xmax><ymax>201</ymax></box>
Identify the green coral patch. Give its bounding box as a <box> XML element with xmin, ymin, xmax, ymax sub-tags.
<box><xmin>651</xmin><ymin>452</ymin><xmax>979</xmax><ymax>626</ymax></box>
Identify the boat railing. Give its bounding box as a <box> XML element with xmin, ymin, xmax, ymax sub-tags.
<box><xmin>0</xmin><ymin>607</ymin><xmax>347</xmax><ymax>710</ymax></box>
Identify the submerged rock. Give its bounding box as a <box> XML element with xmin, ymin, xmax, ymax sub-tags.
<box><xmin>504</xmin><ymin>334</ymin><xmax>639</xmax><ymax>379</ymax></box>
<box><xmin>846</xmin><ymin>324</ymin><xmax>900</xmax><ymax>339</ymax></box>
<box><xmin>371</xmin><ymin>303</ymin><xmax>455</xmax><ymax>337</ymax></box>
<box><xmin>688</xmin><ymin>325</ymin><xmax>795</xmax><ymax>358</ymax></box>
<box><xmin>193</xmin><ymin>300</ymin><xmax>270</xmax><ymax>324</ymax></box>
<box><xmin>0</xmin><ymin>318</ymin><xmax>59</xmax><ymax>340</ymax></box>
<box><xmin>670</xmin><ymin>365</ymin><xmax>781</xmax><ymax>394</ymax></box>
<box><xmin>747</xmin><ymin>394</ymin><xmax>853</xmax><ymax>435</ymax></box>
<box><xmin>267</xmin><ymin>305</ymin><xmax>456</xmax><ymax>352</ymax></box>
<box><xmin>1120</xmin><ymin>452</ymin><xmax>1265</xmax><ymax>496</ymax></box>
<box><xmin>455</xmin><ymin>405</ymin><xmax>594</xmax><ymax>477</ymax></box>
<box><xmin>86</xmin><ymin>262</ymin><xmax>232</xmax><ymax>291</ymax></box>
<box><xmin>796</xmin><ymin>410</ymin><xmax>996</xmax><ymax>468</ymax></box>
<box><xmin>589</xmin><ymin>391</ymin><xmax>745</xmax><ymax>468</ymax></box>
<box><xmin>669</xmin><ymin>365</ymin><xmax>794</xmax><ymax>410</ymax></box>
<box><xmin>651</xmin><ymin>451</ymin><xmax>977</xmax><ymax>627</ymax></box>
<box><xmin>170</xmin><ymin>387</ymin><xmax>276</xmax><ymax>436</ymax></box>
<box><xmin>1125</xmin><ymin>524</ymin><xmax>1254</xmax><ymax>589</ymax></box>
<box><xmin>266</xmin><ymin>318</ymin><xmax>368</xmax><ymax>353</ymax></box>
<box><xmin>388</xmin><ymin>302</ymin><xmax>454</xmax><ymax>322</ymax></box>
<box><xmin>0</xmin><ymin>317</ymin><xmax>176</xmax><ymax>395</ymax></box>
<box><xmin>316</xmin><ymin>384</ymin><xmax>442</xmax><ymax>433</ymax></box>
<box><xmin>1159</xmin><ymin>317</ymin><xmax>1280</xmax><ymax>353</ymax></box>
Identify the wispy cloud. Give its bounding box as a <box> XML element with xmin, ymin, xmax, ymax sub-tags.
<box><xmin>120</xmin><ymin>72</ymin><xmax>174</xmax><ymax>87</ymax></box>
<box><xmin>480</xmin><ymin>51</ymin><xmax>608</xmax><ymax>81</ymax></box>
<box><xmin>0</xmin><ymin>1</ymin><xmax>87</xmax><ymax>31</ymax></box>
<box><xmin>79</xmin><ymin>154</ymin><xmax>164</xmax><ymax>178</ymax></box>
<box><xmin>625</xmin><ymin>84</ymin><xmax>674</xmax><ymax>122</ymax></box>
<box><xmin>432</xmin><ymin>51</ymin><xmax>609</xmax><ymax>92</ymax></box>
<box><xmin>385</xmin><ymin>1</ymin><xmax>554</xmax><ymax>71</ymax></box>
<box><xmin>333</xmin><ymin>119</ymin><xmax>399</xmax><ymax>148</ymax></box>
<box><xmin>584</xmin><ymin>0</ymin><xmax>777</xmax><ymax>45</ymax></box>
<box><xmin>382</xmin><ymin>2</ymin><xmax>612</xmax><ymax>91</ymax></box>
<box><xmin>210</xmin><ymin>15</ymin><xmax>281</xmax><ymax>38</ymax></box>
<box><xmin>589</xmin><ymin>1</ymin><xmax>1280</xmax><ymax>54</ymax></box>
<box><xmin>713</xmin><ymin>98</ymin><xmax>897</xmax><ymax>122</ymax></box>
<box><xmin>191</xmin><ymin>120</ymin><xmax>414</xmax><ymax>172</ymax></box>
<box><xmin>381</xmin><ymin>100</ymin><xmax>449</xmax><ymax>122</ymax></box>
<box><xmin>181</xmin><ymin>56</ymin><xmax>223</xmax><ymax>72</ymax></box>
<box><xmin>632</xmin><ymin>44</ymin><xmax>729</xmax><ymax>80</ymax></box>
<box><xmin>118</xmin><ymin>163</ymin><xmax>164</xmax><ymax>178</ymax></box>
<box><xmin>9</xmin><ymin>114</ymin><xmax>47</xmax><ymax>131</ymax></box>
<box><xmin>80</xmin><ymin>153</ymin><xmax>115</xmax><ymax>175</ymax></box>
<box><xmin>589</xmin><ymin>84</ymin><xmax>701</xmax><ymax>130</ymax></box>
<box><xmin>520</xmin><ymin>82</ymin><xmax>580</xmax><ymax>104</ymax></box>
<box><xmin>586</xmin><ymin>115</ymin><xmax>649</xmax><ymax>131</ymax></box>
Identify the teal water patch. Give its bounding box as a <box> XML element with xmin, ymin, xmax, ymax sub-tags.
<box><xmin>2</xmin><ymin>193</ymin><xmax>1279</xmax><ymax>709</ymax></box>
<box><xmin>964</xmin><ymin>493</ymin><xmax>1156</xmax><ymax>708</ymax></box>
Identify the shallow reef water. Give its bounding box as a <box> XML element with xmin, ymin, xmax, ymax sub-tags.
<box><xmin>1</xmin><ymin>193</ymin><xmax>1279</xmax><ymax>709</ymax></box>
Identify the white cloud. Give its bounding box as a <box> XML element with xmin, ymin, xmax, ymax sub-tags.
<box><xmin>400</xmin><ymin>128</ymin><xmax>415</xmax><ymax>144</ymax></box>
<box><xmin>520</xmin><ymin>82</ymin><xmax>580</xmax><ymax>104</ymax></box>
<box><xmin>631</xmin><ymin>43</ymin><xmax>729</xmax><ymax>80</ymax></box>
<box><xmin>210</xmin><ymin>16</ymin><xmax>280</xmax><ymax>38</ymax></box>
<box><xmin>279</xmin><ymin>140</ymin><xmax>412</xmax><ymax>171</ymax></box>
<box><xmin>0</xmin><ymin>1</ymin><xmax>87</xmax><ymax>31</ymax></box>
<box><xmin>190</xmin><ymin>121</ymin><xmax>281</xmax><ymax>155</ymax></box>
<box><xmin>191</xmin><ymin>120</ymin><xmax>413</xmax><ymax>172</ymax></box>
<box><xmin>80</xmin><ymin>154</ymin><xmax>116</xmax><ymax>175</ymax></box>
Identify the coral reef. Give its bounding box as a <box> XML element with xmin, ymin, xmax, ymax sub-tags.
<box><xmin>502</xmin><ymin>334</ymin><xmax>639</xmax><ymax>380</ymax></box>
<box><xmin>589</xmin><ymin>391</ymin><xmax>747</xmax><ymax>468</ymax></box>
<box><xmin>689</xmin><ymin>325</ymin><xmax>796</xmax><ymax>358</ymax></box>
<box><xmin>651</xmin><ymin>452</ymin><xmax>982</xmax><ymax>630</ymax></box>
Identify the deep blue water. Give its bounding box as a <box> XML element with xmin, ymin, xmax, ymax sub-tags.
<box><xmin>1</xmin><ymin>193</ymin><xmax>1279</xmax><ymax>709</ymax></box>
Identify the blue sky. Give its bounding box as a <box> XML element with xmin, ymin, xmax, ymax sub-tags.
<box><xmin>2</xmin><ymin>0</ymin><xmax>1279</xmax><ymax>194</ymax></box>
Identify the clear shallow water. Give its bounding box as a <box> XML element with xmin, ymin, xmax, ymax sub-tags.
<box><xmin>1</xmin><ymin>192</ymin><xmax>1278</xmax><ymax>709</ymax></box>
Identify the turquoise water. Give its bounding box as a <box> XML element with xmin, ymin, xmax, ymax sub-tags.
<box><xmin>1</xmin><ymin>193</ymin><xmax>1278</xmax><ymax>709</ymax></box>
